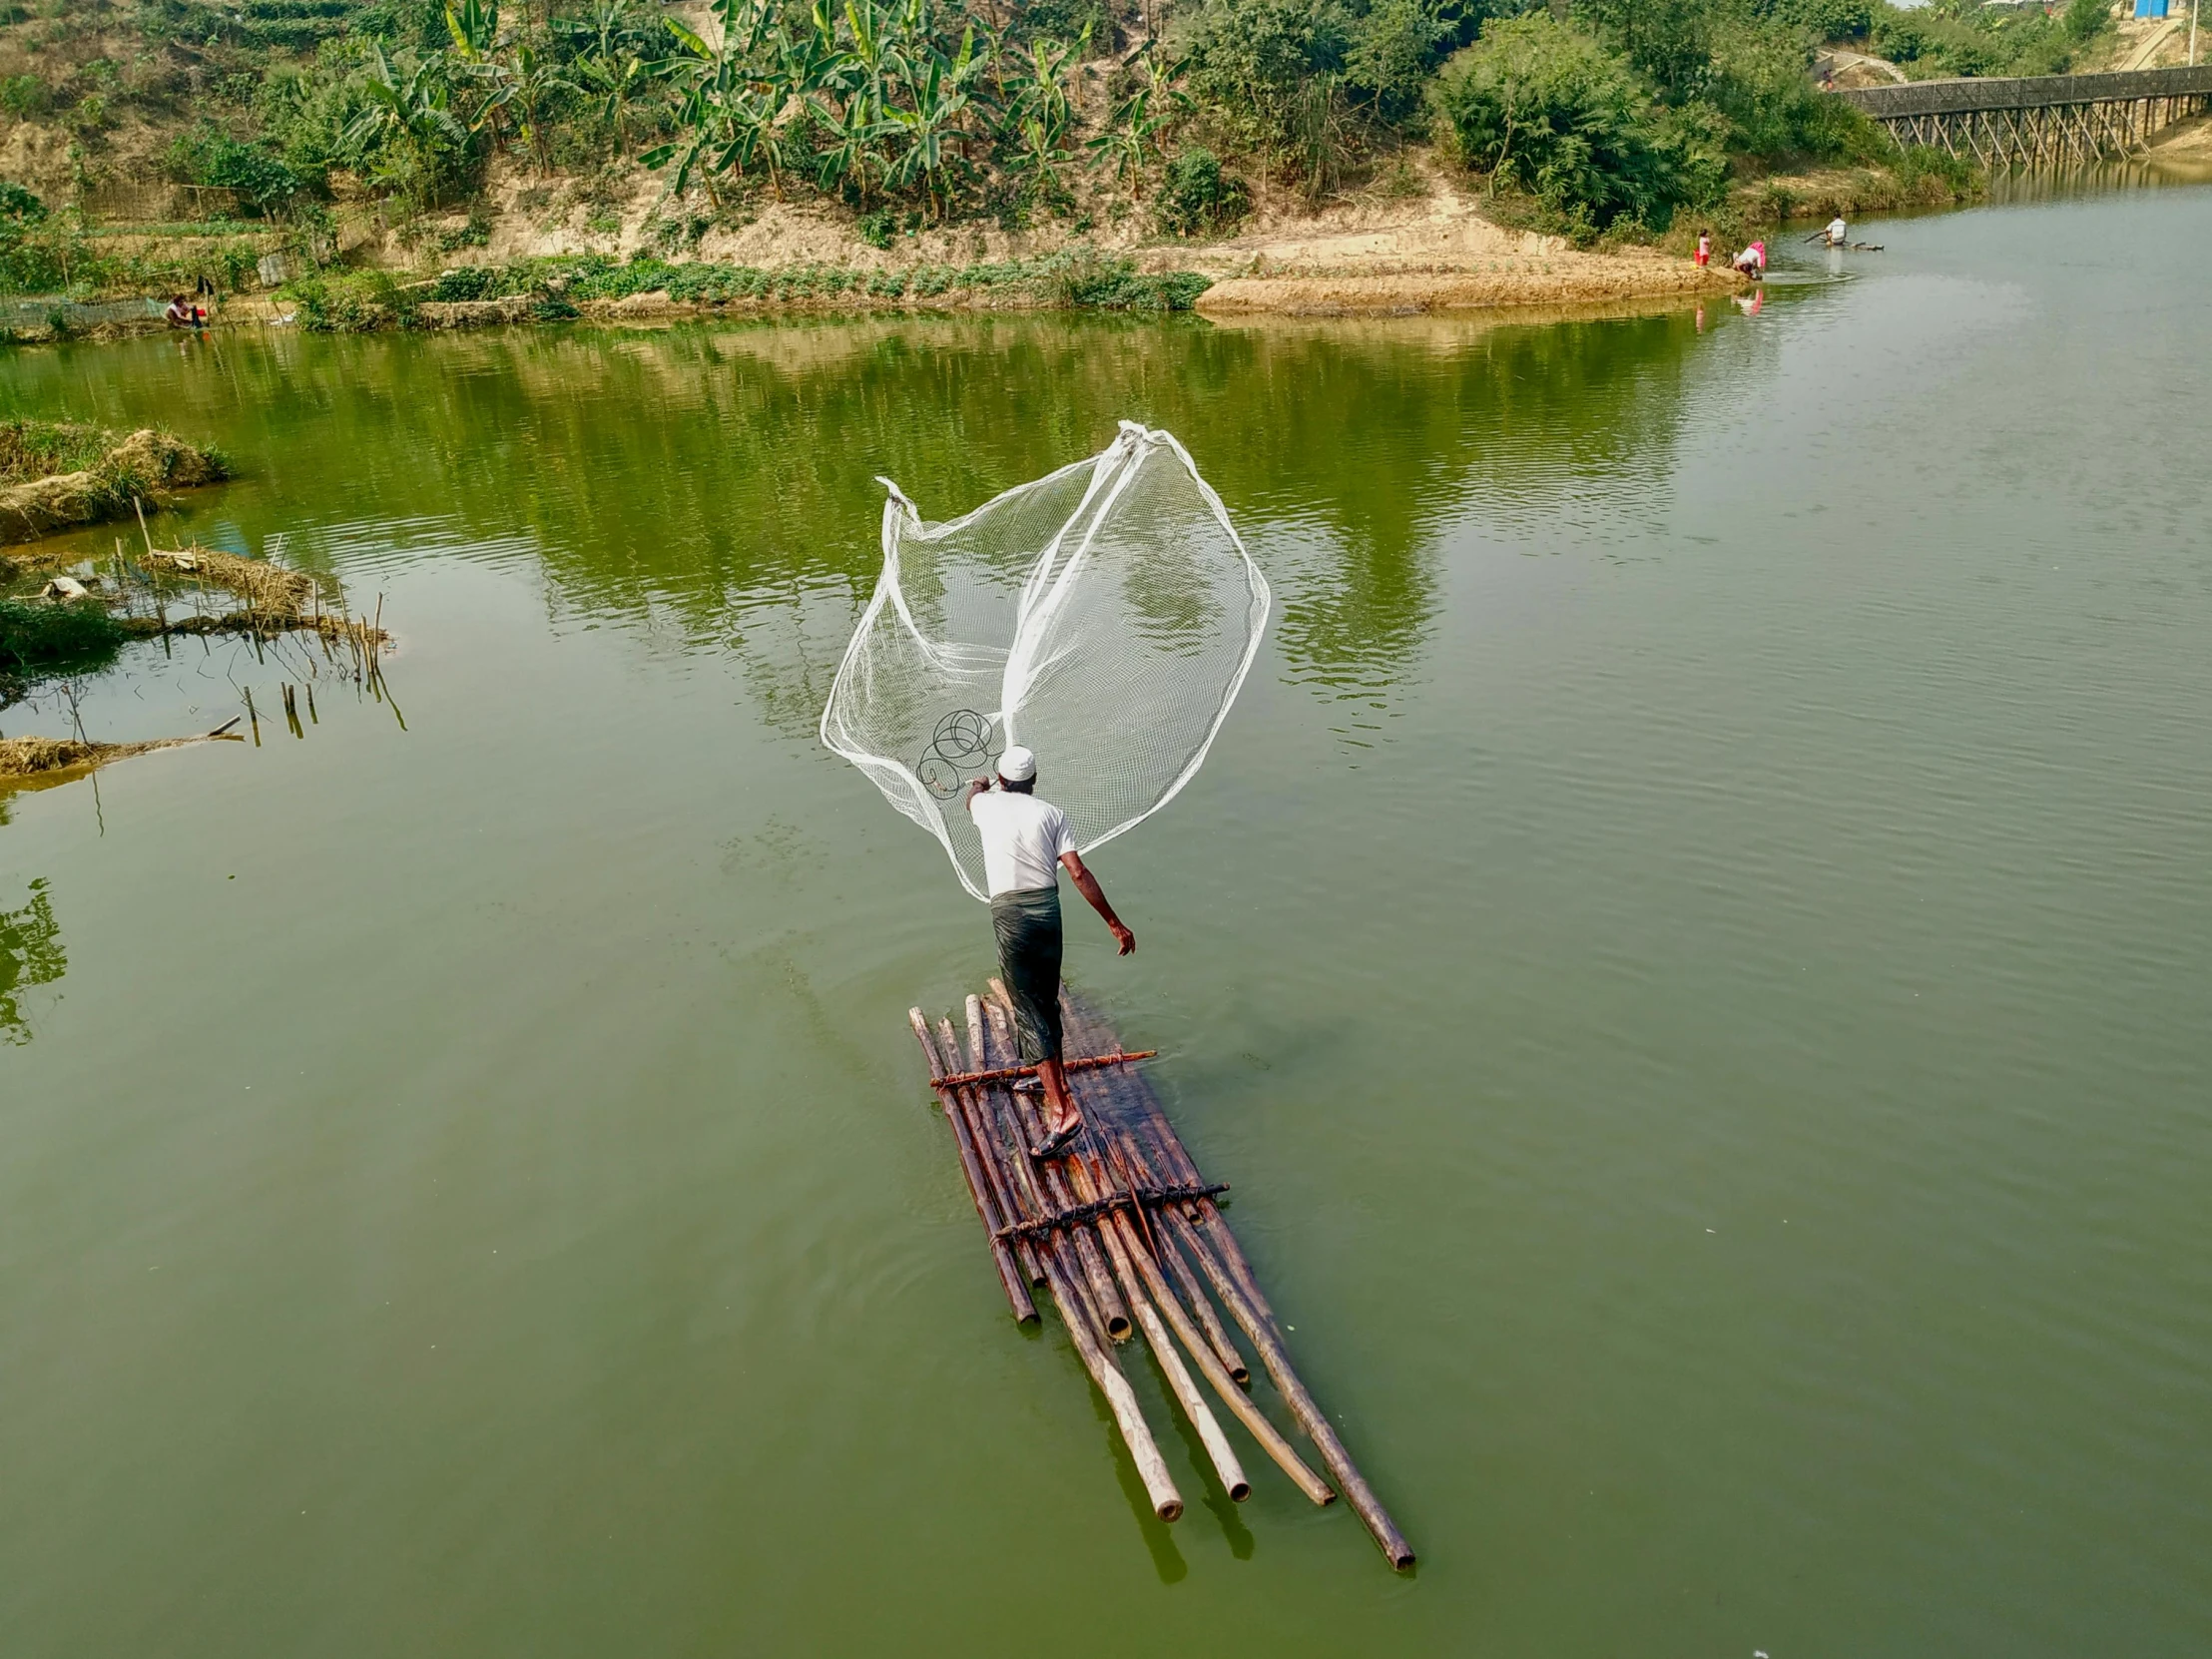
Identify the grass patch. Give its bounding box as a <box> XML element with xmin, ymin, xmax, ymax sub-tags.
<box><xmin>0</xmin><ymin>420</ymin><xmax>114</xmax><ymax>484</ymax></box>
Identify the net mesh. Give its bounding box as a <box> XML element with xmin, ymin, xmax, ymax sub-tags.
<box><xmin>821</xmin><ymin>422</ymin><xmax>1271</xmax><ymax>901</ymax></box>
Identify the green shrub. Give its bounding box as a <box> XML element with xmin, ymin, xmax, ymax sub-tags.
<box><xmin>286</xmin><ymin>269</ymin><xmax>412</xmax><ymax>330</ymax></box>
<box><xmin>2063</xmin><ymin>0</ymin><xmax>2110</xmax><ymax>44</ymax></box>
<box><xmin>167</xmin><ymin>126</ymin><xmax>309</xmax><ymax>217</ymax></box>
<box><xmin>1890</xmin><ymin>143</ymin><xmax>1977</xmax><ymax>200</ymax></box>
<box><xmin>1155</xmin><ymin>147</ymin><xmax>1248</xmax><ymax>238</ymax></box>
<box><xmin>1706</xmin><ymin>24</ymin><xmax>1883</xmax><ymax>165</ymax></box>
<box><xmin>1431</xmin><ymin>16</ymin><xmax>1726</xmax><ymax>237</ymax></box>
<box><xmin>0</xmin><ymin>74</ymin><xmax>48</xmax><ymax>119</ymax></box>
<box><xmin>1772</xmin><ymin>0</ymin><xmax>1877</xmax><ymax>41</ymax></box>
<box><xmin>0</xmin><ymin>183</ymin><xmax>45</xmax><ymax>226</ymax></box>
<box><xmin>1045</xmin><ymin>253</ymin><xmax>1212</xmax><ymax>311</ymax></box>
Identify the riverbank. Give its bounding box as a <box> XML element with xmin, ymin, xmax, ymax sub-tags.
<box><xmin>31</xmin><ymin>170</ymin><xmax>1750</xmax><ymax>338</ymax></box>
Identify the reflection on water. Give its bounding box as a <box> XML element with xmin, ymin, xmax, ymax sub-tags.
<box><xmin>0</xmin><ymin>875</ymin><xmax>64</xmax><ymax>1044</ymax></box>
<box><xmin>2</xmin><ymin>300</ymin><xmax>1742</xmax><ymax>755</ymax></box>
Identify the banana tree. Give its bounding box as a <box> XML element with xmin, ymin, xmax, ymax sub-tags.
<box><xmin>558</xmin><ymin>0</ymin><xmax>664</xmax><ymax>152</ymax></box>
<box><xmin>882</xmin><ymin>25</ymin><xmax>982</xmax><ymax>219</ymax></box>
<box><xmin>342</xmin><ymin>45</ymin><xmax>471</xmax><ymax>206</ymax></box>
<box><xmin>1085</xmin><ymin>51</ymin><xmax>1184</xmax><ymax>199</ymax></box>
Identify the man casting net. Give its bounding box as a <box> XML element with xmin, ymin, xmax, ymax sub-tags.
<box><xmin>820</xmin><ymin>422</ymin><xmax>1271</xmax><ymax>902</ymax></box>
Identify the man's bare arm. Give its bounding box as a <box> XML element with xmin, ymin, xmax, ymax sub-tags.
<box><xmin>1061</xmin><ymin>849</ymin><xmax>1134</xmax><ymax>955</ymax></box>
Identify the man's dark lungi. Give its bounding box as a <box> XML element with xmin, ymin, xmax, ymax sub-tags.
<box><xmin>989</xmin><ymin>883</ymin><xmax>1063</xmax><ymax>1063</ymax></box>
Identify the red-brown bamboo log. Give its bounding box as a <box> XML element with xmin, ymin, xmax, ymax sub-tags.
<box><xmin>935</xmin><ymin>1051</ymin><xmax>1156</xmax><ymax>1088</ymax></box>
<box><xmin>1096</xmin><ymin>1199</ymin><xmax>1251</xmax><ymax>1502</ymax></box>
<box><xmin>936</xmin><ymin>1015</ymin><xmax>1043</xmax><ymax>1290</ymax></box>
<box><xmin>1037</xmin><ymin>1242</ymin><xmax>1182</xmax><ymax>1521</ymax></box>
<box><xmin>1057</xmin><ymin>992</ymin><xmax>1283</xmax><ymax>1338</ymax></box>
<box><xmin>909</xmin><ymin>1008</ymin><xmax>1035</xmax><ymax>1325</ymax></box>
<box><xmin>1162</xmin><ymin>1206</ymin><xmax>1413</xmax><ymax>1570</ymax></box>
<box><xmin>980</xmin><ymin>997</ymin><xmax>1131</xmax><ymax>1343</ymax></box>
<box><xmin>1106</xmin><ymin>1209</ymin><xmax>1334</xmax><ymax>1507</ymax></box>
<box><xmin>1057</xmin><ymin>1046</ymin><xmax>1253</xmax><ymax>1385</ymax></box>
<box><xmin>965</xmin><ymin>996</ymin><xmax>1059</xmax><ymax>1286</ymax></box>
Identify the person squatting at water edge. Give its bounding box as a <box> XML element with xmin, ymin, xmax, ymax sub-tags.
<box><xmin>1732</xmin><ymin>241</ymin><xmax>1768</xmax><ymax>276</ymax></box>
<box><xmin>963</xmin><ymin>745</ymin><xmax>1136</xmax><ymax>1159</ymax></box>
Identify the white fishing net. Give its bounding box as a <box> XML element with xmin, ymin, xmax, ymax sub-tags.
<box><xmin>821</xmin><ymin>422</ymin><xmax>1272</xmax><ymax>901</ymax></box>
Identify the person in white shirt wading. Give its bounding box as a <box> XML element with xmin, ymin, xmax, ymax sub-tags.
<box><xmin>964</xmin><ymin>745</ymin><xmax>1135</xmax><ymax>1159</ymax></box>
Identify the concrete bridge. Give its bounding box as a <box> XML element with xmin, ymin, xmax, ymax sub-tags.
<box><xmin>1836</xmin><ymin>65</ymin><xmax>2212</xmax><ymax>166</ymax></box>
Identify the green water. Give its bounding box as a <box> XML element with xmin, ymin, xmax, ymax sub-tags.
<box><xmin>5</xmin><ymin>187</ymin><xmax>2211</xmax><ymax>1657</ymax></box>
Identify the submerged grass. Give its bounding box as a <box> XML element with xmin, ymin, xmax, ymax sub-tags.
<box><xmin>0</xmin><ymin>596</ymin><xmax>127</xmax><ymax>673</ymax></box>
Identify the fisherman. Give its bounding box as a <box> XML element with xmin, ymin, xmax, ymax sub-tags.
<box><xmin>1824</xmin><ymin>214</ymin><xmax>1849</xmax><ymax>248</ymax></box>
<box><xmin>164</xmin><ymin>292</ymin><xmax>195</xmax><ymax>328</ymax></box>
<box><xmin>964</xmin><ymin>745</ymin><xmax>1135</xmax><ymax>1159</ymax></box>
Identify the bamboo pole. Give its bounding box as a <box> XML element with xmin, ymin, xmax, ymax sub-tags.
<box><xmin>1093</xmin><ymin>1175</ymin><xmax>1251</xmax><ymax>1502</ymax></box>
<box><xmin>1106</xmin><ymin>1209</ymin><xmax>1334</xmax><ymax>1506</ymax></box>
<box><xmin>937</xmin><ymin>1015</ymin><xmax>1043</xmax><ymax>1290</ymax></box>
<box><xmin>936</xmin><ymin>1051</ymin><xmax>1157</xmax><ymax>1089</ymax></box>
<box><xmin>981</xmin><ymin>996</ymin><xmax>1131</xmax><ymax>1342</ymax></box>
<box><xmin>909</xmin><ymin>1009</ymin><xmax>1035</xmax><ymax>1325</ymax></box>
<box><xmin>1055</xmin><ymin>1035</ymin><xmax>1252</xmax><ymax>1384</ymax></box>
<box><xmin>1161</xmin><ymin>1207</ymin><xmax>1414</xmax><ymax>1570</ymax></box>
<box><xmin>1037</xmin><ymin>1244</ymin><xmax>1182</xmax><ymax>1521</ymax></box>
<box><xmin>962</xmin><ymin>1001</ymin><xmax>1055</xmax><ymax>1289</ymax></box>
<box><xmin>1054</xmin><ymin>992</ymin><xmax>1282</xmax><ymax>1339</ymax></box>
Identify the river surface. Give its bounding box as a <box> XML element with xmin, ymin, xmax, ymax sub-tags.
<box><xmin>4</xmin><ymin>186</ymin><xmax>2210</xmax><ymax>1657</ymax></box>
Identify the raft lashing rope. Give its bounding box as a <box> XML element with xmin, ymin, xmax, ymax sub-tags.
<box><xmin>822</xmin><ymin>423</ymin><xmax>1271</xmax><ymax>900</ymax></box>
<box><xmin>907</xmin><ymin>985</ymin><xmax>1415</xmax><ymax>1571</ymax></box>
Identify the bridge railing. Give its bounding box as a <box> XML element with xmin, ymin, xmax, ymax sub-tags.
<box><xmin>1836</xmin><ymin>65</ymin><xmax>2212</xmax><ymax>118</ymax></box>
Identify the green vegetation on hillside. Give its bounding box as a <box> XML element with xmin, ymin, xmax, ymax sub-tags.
<box><xmin>0</xmin><ymin>0</ymin><xmax>2037</xmax><ymax>289</ymax></box>
<box><xmin>1794</xmin><ymin>0</ymin><xmax>2115</xmax><ymax>80</ymax></box>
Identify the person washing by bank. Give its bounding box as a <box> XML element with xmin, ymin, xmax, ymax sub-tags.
<box><xmin>964</xmin><ymin>746</ymin><xmax>1135</xmax><ymax>1160</ymax></box>
<box><xmin>1731</xmin><ymin>241</ymin><xmax>1767</xmax><ymax>276</ymax></box>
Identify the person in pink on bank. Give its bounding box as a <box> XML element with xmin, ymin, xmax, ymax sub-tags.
<box><xmin>1695</xmin><ymin>230</ymin><xmax>1712</xmax><ymax>269</ymax></box>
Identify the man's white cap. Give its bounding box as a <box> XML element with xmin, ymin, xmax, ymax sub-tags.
<box><xmin>998</xmin><ymin>745</ymin><xmax>1037</xmax><ymax>784</ymax></box>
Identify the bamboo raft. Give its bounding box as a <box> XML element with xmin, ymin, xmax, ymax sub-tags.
<box><xmin>908</xmin><ymin>983</ymin><xmax>1414</xmax><ymax>1570</ymax></box>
